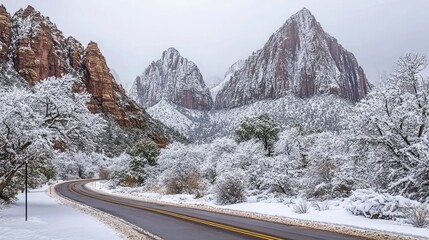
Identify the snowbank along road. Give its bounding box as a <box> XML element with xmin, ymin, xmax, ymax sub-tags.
<box><xmin>55</xmin><ymin>180</ymin><xmax>369</xmax><ymax>240</ymax></box>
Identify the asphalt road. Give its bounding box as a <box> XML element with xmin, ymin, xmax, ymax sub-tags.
<box><xmin>55</xmin><ymin>180</ymin><xmax>368</xmax><ymax>240</ymax></box>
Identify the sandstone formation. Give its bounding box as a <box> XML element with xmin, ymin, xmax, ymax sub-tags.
<box><xmin>130</xmin><ymin>48</ymin><xmax>213</xmax><ymax>110</ymax></box>
<box><xmin>10</xmin><ymin>6</ymin><xmax>71</xmax><ymax>83</ymax></box>
<box><xmin>215</xmin><ymin>8</ymin><xmax>370</xmax><ymax>109</ymax></box>
<box><xmin>0</xmin><ymin>5</ymin><xmax>11</xmax><ymax>63</ymax></box>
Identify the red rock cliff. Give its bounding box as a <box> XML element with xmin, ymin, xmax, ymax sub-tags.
<box><xmin>0</xmin><ymin>5</ymin><xmax>11</xmax><ymax>63</ymax></box>
<box><xmin>0</xmin><ymin>5</ymin><xmax>171</xmax><ymax>146</ymax></box>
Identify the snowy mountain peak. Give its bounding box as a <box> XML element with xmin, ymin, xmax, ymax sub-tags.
<box><xmin>292</xmin><ymin>7</ymin><xmax>313</xmax><ymax>18</ymax></box>
<box><xmin>214</xmin><ymin>8</ymin><xmax>370</xmax><ymax>109</ymax></box>
<box><xmin>160</xmin><ymin>47</ymin><xmax>182</xmax><ymax>63</ymax></box>
<box><xmin>130</xmin><ymin>48</ymin><xmax>213</xmax><ymax>110</ymax></box>
<box><xmin>164</xmin><ymin>47</ymin><xmax>180</xmax><ymax>55</ymax></box>
<box><xmin>15</xmin><ymin>5</ymin><xmax>49</xmax><ymax>24</ymax></box>
<box><xmin>20</xmin><ymin>5</ymin><xmax>36</xmax><ymax>15</ymax></box>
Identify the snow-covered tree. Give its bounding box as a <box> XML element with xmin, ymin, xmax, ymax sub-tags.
<box><xmin>112</xmin><ymin>139</ymin><xmax>160</xmax><ymax>186</ymax></box>
<box><xmin>303</xmin><ymin>132</ymin><xmax>356</xmax><ymax>199</ymax></box>
<box><xmin>154</xmin><ymin>142</ymin><xmax>205</xmax><ymax>194</ymax></box>
<box><xmin>348</xmin><ymin>54</ymin><xmax>429</xmax><ymax>202</ymax></box>
<box><xmin>0</xmin><ymin>75</ymin><xmax>106</xmax><ymax>200</ymax></box>
<box><xmin>236</xmin><ymin>114</ymin><xmax>280</xmax><ymax>156</ymax></box>
<box><xmin>128</xmin><ymin>139</ymin><xmax>160</xmax><ymax>167</ymax></box>
<box><xmin>200</xmin><ymin>138</ymin><xmax>237</xmax><ymax>184</ymax></box>
<box><xmin>53</xmin><ymin>152</ymin><xmax>110</xmax><ymax>180</ymax></box>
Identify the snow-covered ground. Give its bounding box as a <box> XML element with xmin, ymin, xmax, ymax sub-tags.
<box><xmin>92</xmin><ymin>181</ymin><xmax>429</xmax><ymax>239</ymax></box>
<box><xmin>0</xmin><ymin>185</ymin><xmax>121</xmax><ymax>240</ymax></box>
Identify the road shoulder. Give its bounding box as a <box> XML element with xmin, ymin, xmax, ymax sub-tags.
<box><xmin>51</xmin><ymin>181</ymin><xmax>161</xmax><ymax>240</ymax></box>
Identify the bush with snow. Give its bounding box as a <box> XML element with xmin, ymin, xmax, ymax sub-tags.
<box><xmin>165</xmin><ymin>171</ymin><xmax>202</xmax><ymax>195</ymax></box>
<box><xmin>313</xmin><ymin>200</ymin><xmax>330</xmax><ymax>211</ymax></box>
<box><xmin>293</xmin><ymin>198</ymin><xmax>310</xmax><ymax>214</ymax></box>
<box><xmin>346</xmin><ymin>189</ymin><xmax>419</xmax><ymax>220</ymax></box>
<box><xmin>109</xmin><ymin>139</ymin><xmax>162</xmax><ymax>187</ymax></box>
<box><xmin>402</xmin><ymin>204</ymin><xmax>429</xmax><ymax>228</ymax></box>
<box><xmin>155</xmin><ymin>143</ymin><xmax>205</xmax><ymax>194</ymax></box>
<box><xmin>215</xmin><ymin>171</ymin><xmax>246</xmax><ymax>205</ymax></box>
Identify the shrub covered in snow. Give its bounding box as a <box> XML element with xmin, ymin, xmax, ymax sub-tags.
<box><xmin>313</xmin><ymin>200</ymin><xmax>330</xmax><ymax>211</ymax></box>
<box><xmin>154</xmin><ymin>142</ymin><xmax>205</xmax><ymax>194</ymax></box>
<box><xmin>215</xmin><ymin>171</ymin><xmax>246</xmax><ymax>205</ymax></box>
<box><xmin>346</xmin><ymin>189</ymin><xmax>419</xmax><ymax>220</ymax></box>
<box><xmin>293</xmin><ymin>198</ymin><xmax>310</xmax><ymax>214</ymax></box>
<box><xmin>165</xmin><ymin>172</ymin><xmax>202</xmax><ymax>195</ymax></box>
<box><xmin>402</xmin><ymin>204</ymin><xmax>429</xmax><ymax>228</ymax></box>
<box><xmin>110</xmin><ymin>139</ymin><xmax>161</xmax><ymax>187</ymax></box>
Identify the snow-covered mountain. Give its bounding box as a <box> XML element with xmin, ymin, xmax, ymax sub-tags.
<box><xmin>0</xmin><ymin>5</ymin><xmax>182</xmax><ymax>152</ymax></box>
<box><xmin>214</xmin><ymin>8</ymin><xmax>370</xmax><ymax>109</ymax></box>
<box><xmin>130</xmin><ymin>48</ymin><xmax>213</xmax><ymax>110</ymax></box>
<box><xmin>143</xmin><ymin>8</ymin><xmax>369</xmax><ymax>142</ymax></box>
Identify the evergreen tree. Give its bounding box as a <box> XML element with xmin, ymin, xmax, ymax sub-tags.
<box><xmin>235</xmin><ymin>114</ymin><xmax>280</xmax><ymax>156</ymax></box>
<box><xmin>123</xmin><ymin>139</ymin><xmax>160</xmax><ymax>186</ymax></box>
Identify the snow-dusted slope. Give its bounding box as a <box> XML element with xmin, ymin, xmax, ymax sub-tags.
<box><xmin>215</xmin><ymin>8</ymin><xmax>370</xmax><ymax>109</ymax></box>
<box><xmin>130</xmin><ymin>48</ymin><xmax>213</xmax><ymax>110</ymax></box>
<box><xmin>147</xmin><ymin>95</ymin><xmax>352</xmax><ymax>142</ymax></box>
<box><xmin>210</xmin><ymin>60</ymin><xmax>244</xmax><ymax>100</ymax></box>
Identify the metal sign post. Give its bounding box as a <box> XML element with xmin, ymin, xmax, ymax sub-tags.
<box><xmin>25</xmin><ymin>162</ymin><xmax>27</xmax><ymax>221</ymax></box>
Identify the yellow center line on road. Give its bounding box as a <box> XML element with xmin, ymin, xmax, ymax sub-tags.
<box><xmin>68</xmin><ymin>182</ymin><xmax>284</xmax><ymax>240</ymax></box>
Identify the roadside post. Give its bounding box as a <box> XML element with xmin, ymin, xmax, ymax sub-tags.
<box><xmin>25</xmin><ymin>161</ymin><xmax>28</xmax><ymax>221</ymax></box>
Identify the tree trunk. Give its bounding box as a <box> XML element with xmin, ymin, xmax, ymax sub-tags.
<box><xmin>0</xmin><ymin>162</ymin><xmax>25</xmax><ymax>193</ymax></box>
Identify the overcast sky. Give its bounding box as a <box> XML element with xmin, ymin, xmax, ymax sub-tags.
<box><xmin>2</xmin><ymin>0</ymin><xmax>428</xmax><ymax>89</ymax></box>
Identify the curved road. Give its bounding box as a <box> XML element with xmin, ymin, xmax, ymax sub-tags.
<box><xmin>55</xmin><ymin>180</ymin><xmax>368</xmax><ymax>240</ymax></box>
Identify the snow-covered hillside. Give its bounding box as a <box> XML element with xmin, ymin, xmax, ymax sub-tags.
<box><xmin>147</xmin><ymin>95</ymin><xmax>352</xmax><ymax>142</ymax></box>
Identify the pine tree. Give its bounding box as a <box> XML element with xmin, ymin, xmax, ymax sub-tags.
<box><xmin>236</xmin><ymin>114</ymin><xmax>280</xmax><ymax>156</ymax></box>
